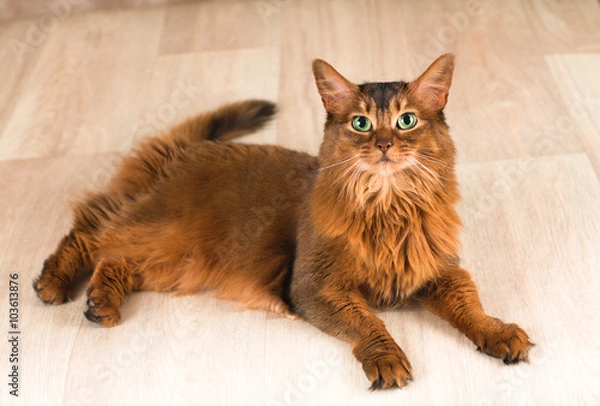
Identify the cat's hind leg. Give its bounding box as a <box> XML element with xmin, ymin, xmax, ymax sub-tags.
<box><xmin>34</xmin><ymin>230</ymin><xmax>94</xmax><ymax>305</ymax></box>
<box><xmin>34</xmin><ymin>192</ymin><xmax>120</xmax><ymax>304</ymax></box>
<box><xmin>84</xmin><ymin>255</ymin><xmax>135</xmax><ymax>327</ymax></box>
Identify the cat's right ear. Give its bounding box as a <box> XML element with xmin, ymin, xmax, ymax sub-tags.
<box><xmin>312</xmin><ymin>59</ymin><xmax>359</xmax><ymax>115</ymax></box>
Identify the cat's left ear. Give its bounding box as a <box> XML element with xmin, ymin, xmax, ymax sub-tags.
<box><xmin>408</xmin><ymin>53</ymin><xmax>455</xmax><ymax>111</ymax></box>
<box><xmin>312</xmin><ymin>59</ymin><xmax>359</xmax><ymax>115</ymax></box>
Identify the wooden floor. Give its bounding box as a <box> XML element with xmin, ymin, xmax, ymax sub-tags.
<box><xmin>1</xmin><ymin>0</ymin><xmax>600</xmax><ymax>405</ymax></box>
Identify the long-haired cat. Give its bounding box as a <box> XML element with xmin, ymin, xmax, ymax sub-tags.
<box><xmin>34</xmin><ymin>54</ymin><xmax>532</xmax><ymax>390</ymax></box>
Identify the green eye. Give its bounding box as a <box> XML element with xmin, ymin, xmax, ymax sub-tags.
<box><xmin>397</xmin><ymin>113</ymin><xmax>417</xmax><ymax>130</ymax></box>
<box><xmin>352</xmin><ymin>116</ymin><xmax>372</xmax><ymax>132</ymax></box>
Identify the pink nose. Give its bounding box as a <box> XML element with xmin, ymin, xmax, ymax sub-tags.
<box><xmin>376</xmin><ymin>138</ymin><xmax>392</xmax><ymax>152</ymax></box>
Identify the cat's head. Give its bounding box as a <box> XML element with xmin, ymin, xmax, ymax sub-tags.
<box><xmin>312</xmin><ymin>54</ymin><xmax>457</xmax><ymax>206</ymax></box>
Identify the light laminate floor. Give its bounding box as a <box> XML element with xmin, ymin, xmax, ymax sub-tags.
<box><xmin>1</xmin><ymin>1</ymin><xmax>599</xmax><ymax>405</ymax></box>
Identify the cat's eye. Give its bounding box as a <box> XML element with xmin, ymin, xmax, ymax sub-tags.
<box><xmin>351</xmin><ymin>116</ymin><xmax>372</xmax><ymax>132</ymax></box>
<box><xmin>397</xmin><ymin>113</ymin><xmax>417</xmax><ymax>130</ymax></box>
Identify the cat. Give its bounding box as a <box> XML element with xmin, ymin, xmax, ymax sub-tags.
<box><xmin>34</xmin><ymin>54</ymin><xmax>532</xmax><ymax>390</ymax></box>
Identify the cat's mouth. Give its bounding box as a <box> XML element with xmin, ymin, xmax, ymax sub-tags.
<box><xmin>375</xmin><ymin>157</ymin><xmax>395</xmax><ymax>171</ymax></box>
<box><xmin>374</xmin><ymin>154</ymin><xmax>407</xmax><ymax>167</ymax></box>
<box><xmin>366</xmin><ymin>154</ymin><xmax>415</xmax><ymax>176</ymax></box>
<box><xmin>366</xmin><ymin>156</ymin><xmax>399</xmax><ymax>175</ymax></box>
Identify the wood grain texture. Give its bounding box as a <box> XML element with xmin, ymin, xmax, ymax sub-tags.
<box><xmin>1</xmin><ymin>0</ymin><xmax>599</xmax><ymax>405</ymax></box>
<box><xmin>546</xmin><ymin>53</ymin><xmax>600</xmax><ymax>177</ymax></box>
<box><xmin>0</xmin><ymin>0</ymin><xmax>192</xmax><ymax>22</ymax></box>
<box><xmin>158</xmin><ymin>1</ymin><xmax>280</xmax><ymax>55</ymax></box>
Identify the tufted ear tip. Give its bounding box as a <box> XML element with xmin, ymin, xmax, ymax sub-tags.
<box><xmin>409</xmin><ymin>54</ymin><xmax>456</xmax><ymax>111</ymax></box>
<box><xmin>439</xmin><ymin>53</ymin><xmax>456</xmax><ymax>64</ymax></box>
<box><xmin>311</xmin><ymin>58</ymin><xmax>328</xmax><ymax>73</ymax></box>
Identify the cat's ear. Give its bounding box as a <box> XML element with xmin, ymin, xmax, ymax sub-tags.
<box><xmin>312</xmin><ymin>59</ymin><xmax>359</xmax><ymax>115</ymax></box>
<box><xmin>408</xmin><ymin>53</ymin><xmax>455</xmax><ymax>111</ymax></box>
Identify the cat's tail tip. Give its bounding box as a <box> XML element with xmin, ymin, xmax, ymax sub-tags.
<box><xmin>174</xmin><ymin>99</ymin><xmax>277</xmax><ymax>143</ymax></box>
<box><xmin>211</xmin><ymin>99</ymin><xmax>276</xmax><ymax>142</ymax></box>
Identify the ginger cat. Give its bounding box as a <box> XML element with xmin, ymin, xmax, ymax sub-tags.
<box><xmin>34</xmin><ymin>54</ymin><xmax>532</xmax><ymax>389</ymax></box>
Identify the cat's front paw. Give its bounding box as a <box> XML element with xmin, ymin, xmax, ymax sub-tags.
<box><xmin>84</xmin><ymin>297</ymin><xmax>121</xmax><ymax>328</ymax></box>
<box><xmin>473</xmin><ymin>318</ymin><xmax>533</xmax><ymax>364</ymax></box>
<box><xmin>356</xmin><ymin>343</ymin><xmax>413</xmax><ymax>390</ymax></box>
<box><xmin>33</xmin><ymin>259</ymin><xmax>71</xmax><ymax>305</ymax></box>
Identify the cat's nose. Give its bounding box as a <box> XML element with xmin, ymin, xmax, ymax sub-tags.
<box><xmin>376</xmin><ymin>138</ymin><xmax>393</xmax><ymax>153</ymax></box>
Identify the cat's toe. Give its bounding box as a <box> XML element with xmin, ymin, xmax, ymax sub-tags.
<box><xmin>359</xmin><ymin>347</ymin><xmax>413</xmax><ymax>390</ymax></box>
<box><xmin>83</xmin><ymin>299</ymin><xmax>101</xmax><ymax>323</ymax></box>
<box><xmin>33</xmin><ymin>269</ymin><xmax>71</xmax><ymax>305</ymax></box>
<box><xmin>84</xmin><ymin>298</ymin><xmax>120</xmax><ymax>328</ymax></box>
<box><xmin>475</xmin><ymin>320</ymin><xmax>533</xmax><ymax>364</ymax></box>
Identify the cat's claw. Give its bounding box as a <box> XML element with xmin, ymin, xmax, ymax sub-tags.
<box><xmin>361</xmin><ymin>351</ymin><xmax>413</xmax><ymax>390</ymax></box>
<box><xmin>83</xmin><ymin>299</ymin><xmax>101</xmax><ymax>323</ymax></box>
<box><xmin>473</xmin><ymin>320</ymin><xmax>533</xmax><ymax>364</ymax></box>
<box><xmin>84</xmin><ymin>298</ymin><xmax>120</xmax><ymax>327</ymax></box>
<box><xmin>33</xmin><ymin>273</ymin><xmax>71</xmax><ymax>305</ymax></box>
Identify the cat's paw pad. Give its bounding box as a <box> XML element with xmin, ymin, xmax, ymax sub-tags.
<box><xmin>475</xmin><ymin>321</ymin><xmax>533</xmax><ymax>364</ymax></box>
<box><xmin>33</xmin><ymin>262</ymin><xmax>71</xmax><ymax>305</ymax></box>
<box><xmin>84</xmin><ymin>298</ymin><xmax>121</xmax><ymax>328</ymax></box>
<box><xmin>362</xmin><ymin>350</ymin><xmax>413</xmax><ymax>390</ymax></box>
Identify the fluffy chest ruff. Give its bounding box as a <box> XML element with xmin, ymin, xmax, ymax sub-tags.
<box><xmin>311</xmin><ymin>170</ymin><xmax>461</xmax><ymax>307</ymax></box>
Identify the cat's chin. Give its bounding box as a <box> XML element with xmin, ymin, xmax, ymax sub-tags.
<box><xmin>374</xmin><ymin>161</ymin><xmax>396</xmax><ymax>177</ymax></box>
<box><xmin>368</xmin><ymin>158</ymin><xmax>411</xmax><ymax>177</ymax></box>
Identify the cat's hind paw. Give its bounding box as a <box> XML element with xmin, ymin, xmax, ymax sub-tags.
<box><xmin>33</xmin><ymin>260</ymin><xmax>71</xmax><ymax>305</ymax></box>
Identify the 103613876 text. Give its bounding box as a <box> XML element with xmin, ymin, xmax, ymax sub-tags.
<box><xmin>8</xmin><ymin>273</ymin><xmax>20</xmax><ymax>397</ymax></box>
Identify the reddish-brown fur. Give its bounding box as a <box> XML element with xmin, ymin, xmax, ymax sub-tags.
<box><xmin>34</xmin><ymin>100</ymin><xmax>317</xmax><ymax>323</ymax></box>
<box><xmin>34</xmin><ymin>55</ymin><xmax>532</xmax><ymax>390</ymax></box>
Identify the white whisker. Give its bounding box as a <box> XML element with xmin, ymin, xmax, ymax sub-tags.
<box><xmin>318</xmin><ymin>155</ymin><xmax>361</xmax><ymax>172</ymax></box>
<box><xmin>411</xmin><ymin>157</ymin><xmax>445</xmax><ymax>189</ymax></box>
<box><xmin>346</xmin><ymin>163</ymin><xmax>364</xmax><ymax>200</ymax></box>
<box><xmin>413</xmin><ymin>152</ymin><xmax>450</xmax><ymax>168</ymax></box>
<box><xmin>407</xmin><ymin>157</ymin><xmax>433</xmax><ymax>183</ymax></box>
<box><xmin>415</xmin><ymin>160</ymin><xmax>438</xmax><ymax>180</ymax></box>
<box><xmin>331</xmin><ymin>160</ymin><xmax>361</xmax><ymax>188</ymax></box>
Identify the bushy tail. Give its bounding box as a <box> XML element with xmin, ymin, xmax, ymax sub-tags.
<box><xmin>72</xmin><ymin>100</ymin><xmax>277</xmax><ymax>232</ymax></box>
<box><xmin>170</xmin><ymin>99</ymin><xmax>277</xmax><ymax>143</ymax></box>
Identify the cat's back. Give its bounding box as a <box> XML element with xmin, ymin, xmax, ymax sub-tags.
<box><xmin>172</xmin><ymin>141</ymin><xmax>318</xmax><ymax>200</ymax></box>
<box><xmin>188</xmin><ymin>141</ymin><xmax>317</xmax><ymax>182</ymax></box>
<box><xmin>140</xmin><ymin>141</ymin><xmax>318</xmax><ymax>230</ymax></box>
